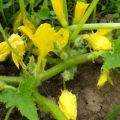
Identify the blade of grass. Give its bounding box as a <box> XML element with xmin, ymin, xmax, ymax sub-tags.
<box><xmin>106</xmin><ymin>104</ymin><xmax>120</xmax><ymax>120</ymax></box>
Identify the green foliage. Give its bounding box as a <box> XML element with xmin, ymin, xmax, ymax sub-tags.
<box><xmin>0</xmin><ymin>89</ymin><xmax>38</xmax><ymax>120</ymax></box>
<box><xmin>0</xmin><ymin>60</ymin><xmax>38</xmax><ymax>120</ymax></box>
<box><xmin>30</xmin><ymin>7</ymin><xmax>50</xmax><ymax>26</ymax></box>
<box><xmin>102</xmin><ymin>38</ymin><xmax>120</xmax><ymax>70</ymax></box>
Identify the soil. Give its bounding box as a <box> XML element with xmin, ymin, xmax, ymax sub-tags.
<box><xmin>1</xmin><ymin>62</ymin><xmax>120</xmax><ymax>120</ymax></box>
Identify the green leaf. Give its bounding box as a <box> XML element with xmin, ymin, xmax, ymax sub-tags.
<box><xmin>0</xmin><ymin>89</ymin><xmax>39</xmax><ymax>120</ymax></box>
<box><xmin>0</xmin><ymin>65</ymin><xmax>39</xmax><ymax>120</ymax></box>
<box><xmin>102</xmin><ymin>39</ymin><xmax>120</xmax><ymax>70</ymax></box>
<box><xmin>38</xmin><ymin>7</ymin><xmax>50</xmax><ymax>20</ymax></box>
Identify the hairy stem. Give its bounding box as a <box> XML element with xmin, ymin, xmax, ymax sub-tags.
<box><xmin>38</xmin><ymin>51</ymin><xmax>102</xmax><ymax>83</ymax></box>
<box><xmin>0</xmin><ymin>51</ymin><xmax>102</xmax><ymax>85</ymax></box>
<box><xmin>34</xmin><ymin>90</ymin><xmax>68</xmax><ymax>120</ymax></box>
<box><xmin>70</xmin><ymin>23</ymin><xmax>120</xmax><ymax>31</ymax></box>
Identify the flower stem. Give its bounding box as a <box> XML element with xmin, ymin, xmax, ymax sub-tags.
<box><xmin>18</xmin><ymin>0</ymin><xmax>26</xmax><ymax>17</ymax></box>
<box><xmin>4</xmin><ymin>107</ymin><xmax>14</xmax><ymax>120</ymax></box>
<box><xmin>38</xmin><ymin>51</ymin><xmax>102</xmax><ymax>83</ymax></box>
<box><xmin>70</xmin><ymin>0</ymin><xmax>99</xmax><ymax>40</ymax></box>
<box><xmin>33</xmin><ymin>90</ymin><xmax>68</xmax><ymax>120</ymax></box>
<box><xmin>0</xmin><ymin>0</ymin><xmax>7</xmax><ymax>24</ymax></box>
<box><xmin>70</xmin><ymin>23</ymin><xmax>120</xmax><ymax>31</ymax></box>
<box><xmin>0</xmin><ymin>76</ymin><xmax>22</xmax><ymax>85</ymax></box>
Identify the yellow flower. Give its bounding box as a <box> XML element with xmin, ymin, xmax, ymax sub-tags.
<box><xmin>0</xmin><ymin>34</ymin><xmax>26</xmax><ymax>69</ymax></box>
<box><xmin>19</xmin><ymin>23</ymin><xmax>69</xmax><ymax>72</ymax></box>
<box><xmin>19</xmin><ymin>23</ymin><xmax>69</xmax><ymax>57</ymax></box>
<box><xmin>73</xmin><ymin>1</ymin><xmax>89</xmax><ymax>24</ymax></box>
<box><xmin>83</xmin><ymin>29</ymin><xmax>112</xmax><ymax>50</ymax></box>
<box><xmin>9</xmin><ymin>34</ymin><xmax>26</xmax><ymax>69</ymax></box>
<box><xmin>58</xmin><ymin>90</ymin><xmax>77</xmax><ymax>120</ymax></box>
<box><xmin>97</xmin><ymin>70</ymin><xmax>113</xmax><ymax>87</ymax></box>
<box><xmin>51</xmin><ymin>0</ymin><xmax>68</xmax><ymax>27</ymax></box>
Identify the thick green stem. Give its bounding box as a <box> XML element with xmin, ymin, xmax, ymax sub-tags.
<box><xmin>70</xmin><ymin>23</ymin><xmax>120</xmax><ymax>31</ymax></box>
<box><xmin>38</xmin><ymin>51</ymin><xmax>102</xmax><ymax>83</ymax></box>
<box><xmin>70</xmin><ymin>0</ymin><xmax>99</xmax><ymax>40</ymax></box>
<box><xmin>34</xmin><ymin>90</ymin><xmax>68</xmax><ymax>120</ymax></box>
<box><xmin>0</xmin><ymin>51</ymin><xmax>102</xmax><ymax>85</ymax></box>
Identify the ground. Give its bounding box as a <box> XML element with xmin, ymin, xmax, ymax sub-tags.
<box><xmin>0</xmin><ymin>61</ymin><xmax>120</xmax><ymax>120</ymax></box>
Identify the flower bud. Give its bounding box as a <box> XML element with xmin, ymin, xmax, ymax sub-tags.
<box><xmin>51</xmin><ymin>0</ymin><xmax>68</xmax><ymax>27</ymax></box>
<box><xmin>73</xmin><ymin>1</ymin><xmax>89</xmax><ymax>24</ymax></box>
<box><xmin>58</xmin><ymin>90</ymin><xmax>77</xmax><ymax>120</ymax></box>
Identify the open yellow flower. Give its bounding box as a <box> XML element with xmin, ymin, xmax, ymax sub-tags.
<box><xmin>19</xmin><ymin>23</ymin><xmax>69</xmax><ymax>72</ymax></box>
<box><xmin>19</xmin><ymin>23</ymin><xmax>69</xmax><ymax>57</ymax></box>
<box><xmin>0</xmin><ymin>34</ymin><xmax>26</xmax><ymax>69</ymax></box>
<box><xmin>73</xmin><ymin>1</ymin><xmax>89</xmax><ymax>24</ymax></box>
<box><xmin>51</xmin><ymin>0</ymin><xmax>68</xmax><ymax>27</ymax></box>
<box><xmin>58</xmin><ymin>90</ymin><xmax>77</xmax><ymax>120</ymax></box>
<box><xmin>83</xmin><ymin>29</ymin><xmax>112</xmax><ymax>50</ymax></box>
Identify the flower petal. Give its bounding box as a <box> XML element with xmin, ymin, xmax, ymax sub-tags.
<box><xmin>34</xmin><ymin>23</ymin><xmax>56</xmax><ymax>56</ymax></box>
<box><xmin>97</xmin><ymin>70</ymin><xmax>109</xmax><ymax>87</ymax></box>
<box><xmin>96</xmin><ymin>29</ymin><xmax>112</xmax><ymax>36</ymax></box>
<box><xmin>73</xmin><ymin>1</ymin><xmax>89</xmax><ymax>24</ymax></box>
<box><xmin>0</xmin><ymin>42</ymin><xmax>10</xmax><ymax>61</ymax></box>
<box><xmin>55</xmin><ymin>28</ymin><xmax>69</xmax><ymax>48</ymax></box>
<box><xmin>18</xmin><ymin>25</ymin><xmax>34</xmax><ymax>40</ymax></box>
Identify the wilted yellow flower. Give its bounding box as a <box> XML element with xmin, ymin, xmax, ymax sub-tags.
<box><xmin>0</xmin><ymin>34</ymin><xmax>26</xmax><ymax>69</ymax></box>
<box><xmin>73</xmin><ymin>1</ymin><xmax>89</xmax><ymax>24</ymax></box>
<box><xmin>9</xmin><ymin>34</ymin><xmax>26</xmax><ymax>69</ymax></box>
<box><xmin>83</xmin><ymin>29</ymin><xmax>112</xmax><ymax>50</ymax></box>
<box><xmin>51</xmin><ymin>0</ymin><xmax>68</xmax><ymax>27</ymax></box>
<box><xmin>58</xmin><ymin>90</ymin><xmax>77</xmax><ymax>120</ymax></box>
